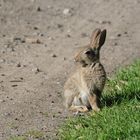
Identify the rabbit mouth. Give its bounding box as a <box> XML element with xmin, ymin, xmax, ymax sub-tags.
<box><xmin>80</xmin><ymin>60</ymin><xmax>88</xmax><ymax>67</ymax></box>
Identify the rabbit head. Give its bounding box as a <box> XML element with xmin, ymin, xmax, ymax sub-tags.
<box><xmin>75</xmin><ymin>28</ymin><xmax>106</xmax><ymax>67</ymax></box>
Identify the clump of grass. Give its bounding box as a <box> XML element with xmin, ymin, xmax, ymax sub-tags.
<box><xmin>25</xmin><ymin>130</ymin><xmax>45</xmax><ymax>139</ymax></box>
<box><xmin>9</xmin><ymin>136</ymin><xmax>27</xmax><ymax>140</ymax></box>
<box><xmin>59</xmin><ymin>60</ymin><xmax>140</xmax><ymax>140</ymax></box>
<box><xmin>102</xmin><ymin>60</ymin><xmax>140</xmax><ymax>107</ymax></box>
<box><xmin>9</xmin><ymin>129</ymin><xmax>45</xmax><ymax>140</ymax></box>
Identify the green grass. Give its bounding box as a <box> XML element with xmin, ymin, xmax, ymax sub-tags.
<box><xmin>59</xmin><ymin>60</ymin><xmax>140</xmax><ymax>140</ymax></box>
<box><xmin>9</xmin><ymin>136</ymin><xmax>27</xmax><ymax>140</ymax></box>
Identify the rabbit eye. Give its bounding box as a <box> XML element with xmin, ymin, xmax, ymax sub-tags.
<box><xmin>84</xmin><ymin>50</ymin><xmax>91</xmax><ymax>55</ymax></box>
<box><xmin>84</xmin><ymin>50</ymin><xmax>95</xmax><ymax>56</ymax></box>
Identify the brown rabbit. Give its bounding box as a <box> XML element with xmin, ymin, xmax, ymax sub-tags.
<box><xmin>63</xmin><ymin>28</ymin><xmax>107</xmax><ymax>113</ymax></box>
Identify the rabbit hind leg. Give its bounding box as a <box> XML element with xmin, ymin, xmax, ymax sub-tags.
<box><xmin>88</xmin><ymin>94</ymin><xmax>100</xmax><ymax>112</ymax></box>
<box><xmin>69</xmin><ymin>105</ymin><xmax>89</xmax><ymax>114</ymax></box>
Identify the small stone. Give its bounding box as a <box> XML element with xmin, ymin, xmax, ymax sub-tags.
<box><xmin>0</xmin><ymin>99</ymin><xmax>6</xmax><ymax>103</ymax></box>
<box><xmin>63</xmin><ymin>8</ymin><xmax>70</xmax><ymax>15</ymax></box>
<box><xmin>124</xmin><ymin>31</ymin><xmax>128</xmax><ymax>34</ymax></box>
<box><xmin>51</xmin><ymin>54</ymin><xmax>57</xmax><ymax>57</ymax></box>
<box><xmin>0</xmin><ymin>59</ymin><xmax>5</xmax><ymax>63</ymax></box>
<box><xmin>16</xmin><ymin>63</ymin><xmax>21</xmax><ymax>67</ymax></box>
<box><xmin>117</xmin><ymin>33</ymin><xmax>121</xmax><ymax>37</ymax></box>
<box><xmin>63</xmin><ymin>57</ymin><xmax>66</xmax><ymax>60</ymax></box>
<box><xmin>37</xmin><ymin>6</ymin><xmax>42</xmax><ymax>12</ymax></box>
<box><xmin>32</xmin><ymin>67</ymin><xmax>41</xmax><ymax>74</ymax></box>
<box><xmin>20</xmin><ymin>77</ymin><xmax>24</xmax><ymax>80</ymax></box>
<box><xmin>98</xmin><ymin>20</ymin><xmax>111</xmax><ymax>24</ymax></box>
<box><xmin>47</xmin><ymin>5</ymin><xmax>52</xmax><ymax>9</ymax></box>
<box><xmin>66</xmin><ymin>34</ymin><xmax>71</xmax><ymax>38</ymax></box>
<box><xmin>114</xmin><ymin>42</ymin><xmax>118</xmax><ymax>46</ymax></box>
<box><xmin>34</xmin><ymin>26</ymin><xmax>38</xmax><ymax>30</ymax></box>
<box><xmin>15</xmin><ymin>118</ymin><xmax>19</xmax><ymax>121</ymax></box>
<box><xmin>58</xmin><ymin>111</ymin><xmax>62</xmax><ymax>114</ymax></box>
<box><xmin>25</xmin><ymin>38</ymin><xmax>42</xmax><ymax>44</ymax></box>
<box><xmin>48</xmin><ymin>37</ymin><xmax>54</xmax><ymax>40</ymax></box>
<box><xmin>13</xmin><ymin>37</ymin><xmax>25</xmax><ymax>43</ymax></box>
<box><xmin>38</xmin><ymin>33</ymin><xmax>44</xmax><ymax>36</ymax></box>
<box><xmin>81</xmin><ymin>33</ymin><xmax>88</xmax><ymax>37</ymax></box>
<box><xmin>11</xmin><ymin>85</ymin><xmax>18</xmax><ymax>87</ymax></box>
<box><xmin>4</xmin><ymin>112</ymin><xmax>11</xmax><ymax>116</ymax></box>
<box><xmin>57</xmin><ymin>24</ymin><xmax>63</xmax><ymax>28</ymax></box>
<box><xmin>44</xmin><ymin>44</ymin><xmax>47</xmax><ymax>47</ymax></box>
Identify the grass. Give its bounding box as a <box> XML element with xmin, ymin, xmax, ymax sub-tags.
<box><xmin>59</xmin><ymin>60</ymin><xmax>140</xmax><ymax>140</ymax></box>
<box><xmin>9</xmin><ymin>136</ymin><xmax>27</xmax><ymax>140</ymax></box>
<box><xmin>25</xmin><ymin>129</ymin><xmax>45</xmax><ymax>139</ymax></box>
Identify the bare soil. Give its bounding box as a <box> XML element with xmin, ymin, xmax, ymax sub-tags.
<box><xmin>0</xmin><ymin>0</ymin><xmax>140</xmax><ymax>139</ymax></box>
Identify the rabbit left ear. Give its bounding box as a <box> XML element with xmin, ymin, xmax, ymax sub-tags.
<box><xmin>98</xmin><ymin>29</ymin><xmax>106</xmax><ymax>48</ymax></box>
<box><xmin>90</xmin><ymin>28</ymin><xmax>101</xmax><ymax>48</ymax></box>
<box><xmin>90</xmin><ymin>29</ymin><xmax>107</xmax><ymax>49</ymax></box>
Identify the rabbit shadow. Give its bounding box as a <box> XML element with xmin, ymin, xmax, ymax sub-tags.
<box><xmin>101</xmin><ymin>91</ymin><xmax>140</xmax><ymax>107</ymax></box>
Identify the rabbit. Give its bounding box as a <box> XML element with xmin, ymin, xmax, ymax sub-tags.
<box><xmin>63</xmin><ymin>28</ymin><xmax>107</xmax><ymax>114</ymax></box>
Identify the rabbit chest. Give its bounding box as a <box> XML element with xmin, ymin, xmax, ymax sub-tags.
<box><xmin>80</xmin><ymin>63</ymin><xmax>106</xmax><ymax>94</ymax></box>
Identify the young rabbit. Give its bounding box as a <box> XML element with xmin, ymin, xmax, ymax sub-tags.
<box><xmin>63</xmin><ymin>28</ymin><xmax>107</xmax><ymax>113</ymax></box>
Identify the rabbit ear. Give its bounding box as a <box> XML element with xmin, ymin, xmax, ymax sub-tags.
<box><xmin>90</xmin><ymin>28</ymin><xmax>101</xmax><ymax>47</ymax></box>
<box><xmin>99</xmin><ymin>29</ymin><xmax>107</xmax><ymax>47</ymax></box>
<box><xmin>90</xmin><ymin>29</ymin><xmax>107</xmax><ymax>49</ymax></box>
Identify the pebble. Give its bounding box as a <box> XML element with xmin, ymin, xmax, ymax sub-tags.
<box><xmin>66</xmin><ymin>34</ymin><xmax>71</xmax><ymax>38</ymax></box>
<box><xmin>0</xmin><ymin>48</ymin><xmax>6</xmax><ymax>53</ymax></box>
<box><xmin>63</xmin><ymin>8</ymin><xmax>71</xmax><ymax>15</ymax></box>
<box><xmin>57</xmin><ymin>24</ymin><xmax>63</xmax><ymax>28</ymax></box>
<box><xmin>13</xmin><ymin>37</ymin><xmax>25</xmax><ymax>43</ymax></box>
<box><xmin>124</xmin><ymin>31</ymin><xmax>128</xmax><ymax>34</ymax></box>
<box><xmin>47</xmin><ymin>5</ymin><xmax>53</xmax><ymax>9</ymax></box>
<box><xmin>117</xmin><ymin>33</ymin><xmax>121</xmax><ymax>37</ymax></box>
<box><xmin>37</xmin><ymin>6</ymin><xmax>42</xmax><ymax>12</ymax></box>
<box><xmin>38</xmin><ymin>33</ymin><xmax>44</xmax><ymax>36</ymax></box>
<box><xmin>0</xmin><ymin>99</ymin><xmax>6</xmax><ymax>103</ymax></box>
<box><xmin>113</xmin><ymin>42</ymin><xmax>118</xmax><ymax>46</ymax></box>
<box><xmin>4</xmin><ymin>112</ymin><xmax>11</xmax><ymax>116</ymax></box>
<box><xmin>48</xmin><ymin>37</ymin><xmax>54</xmax><ymax>40</ymax></box>
<box><xmin>11</xmin><ymin>84</ymin><xmax>18</xmax><ymax>87</ymax></box>
<box><xmin>44</xmin><ymin>44</ymin><xmax>47</xmax><ymax>47</ymax></box>
<box><xmin>33</xmin><ymin>26</ymin><xmax>38</xmax><ymax>30</ymax></box>
<box><xmin>98</xmin><ymin>20</ymin><xmax>111</xmax><ymax>24</ymax></box>
<box><xmin>15</xmin><ymin>118</ymin><xmax>19</xmax><ymax>121</ymax></box>
<box><xmin>32</xmin><ymin>67</ymin><xmax>41</xmax><ymax>74</ymax></box>
<box><xmin>16</xmin><ymin>63</ymin><xmax>21</xmax><ymax>67</ymax></box>
<box><xmin>25</xmin><ymin>38</ymin><xmax>42</xmax><ymax>44</ymax></box>
<box><xmin>0</xmin><ymin>59</ymin><xmax>5</xmax><ymax>63</ymax></box>
<box><xmin>81</xmin><ymin>33</ymin><xmax>88</xmax><ymax>37</ymax></box>
<box><xmin>51</xmin><ymin>54</ymin><xmax>57</xmax><ymax>57</ymax></box>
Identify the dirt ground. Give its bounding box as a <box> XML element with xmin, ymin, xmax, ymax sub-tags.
<box><xmin>0</xmin><ymin>0</ymin><xmax>140</xmax><ymax>139</ymax></box>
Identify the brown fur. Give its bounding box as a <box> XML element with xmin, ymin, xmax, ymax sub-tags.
<box><xmin>63</xmin><ymin>28</ymin><xmax>107</xmax><ymax>113</ymax></box>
